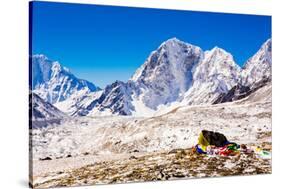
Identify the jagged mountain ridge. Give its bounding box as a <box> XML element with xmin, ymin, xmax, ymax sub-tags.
<box><xmin>54</xmin><ymin>89</ymin><xmax>103</xmax><ymax>116</ymax></box>
<box><xmin>213</xmin><ymin>39</ymin><xmax>272</xmax><ymax>104</ymax></box>
<box><xmin>72</xmin><ymin>38</ymin><xmax>252</xmax><ymax>116</ymax></box>
<box><xmin>242</xmin><ymin>39</ymin><xmax>272</xmax><ymax>87</ymax></box>
<box><xmin>30</xmin><ymin>92</ymin><xmax>66</xmax><ymax>120</ymax></box>
<box><xmin>131</xmin><ymin>38</ymin><xmax>203</xmax><ymax>109</ymax></box>
<box><xmin>32</xmin><ymin>55</ymin><xmax>100</xmax><ymax>104</ymax></box>
<box><xmin>66</xmin><ymin>38</ymin><xmax>204</xmax><ymax>116</ymax></box>
<box><xmin>75</xmin><ymin>81</ymin><xmax>135</xmax><ymax>116</ymax></box>
<box><xmin>181</xmin><ymin>46</ymin><xmax>241</xmax><ymax>105</ymax></box>
<box><xmin>33</xmin><ymin>38</ymin><xmax>271</xmax><ymax>117</ymax></box>
<box><xmin>213</xmin><ymin>78</ymin><xmax>271</xmax><ymax>104</ymax></box>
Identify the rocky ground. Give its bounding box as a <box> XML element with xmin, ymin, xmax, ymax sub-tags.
<box><xmin>30</xmin><ymin>83</ymin><xmax>272</xmax><ymax>188</ymax></box>
<box><xmin>32</xmin><ymin>144</ymin><xmax>271</xmax><ymax>188</ymax></box>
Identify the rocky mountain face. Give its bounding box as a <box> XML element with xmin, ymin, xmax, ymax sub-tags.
<box><xmin>79</xmin><ymin>38</ymin><xmax>259</xmax><ymax>116</ymax></box>
<box><xmin>131</xmin><ymin>38</ymin><xmax>203</xmax><ymax>109</ymax></box>
<box><xmin>213</xmin><ymin>39</ymin><xmax>272</xmax><ymax>104</ymax></box>
<box><xmin>54</xmin><ymin>89</ymin><xmax>103</xmax><ymax>116</ymax></box>
<box><xmin>30</xmin><ymin>92</ymin><xmax>65</xmax><ymax>121</ymax></box>
<box><xmin>182</xmin><ymin>47</ymin><xmax>241</xmax><ymax>105</ymax></box>
<box><xmin>213</xmin><ymin>78</ymin><xmax>271</xmax><ymax>104</ymax></box>
<box><xmin>32</xmin><ymin>55</ymin><xmax>100</xmax><ymax>104</ymax></box>
<box><xmin>242</xmin><ymin>39</ymin><xmax>272</xmax><ymax>87</ymax></box>
<box><xmin>31</xmin><ymin>38</ymin><xmax>272</xmax><ymax>117</ymax></box>
<box><xmin>83</xmin><ymin>81</ymin><xmax>135</xmax><ymax>116</ymax></box>
<box><xmin>67</xmin><ymin>38</ymin><xmax>204</xmax><ymax>116</ymax></box>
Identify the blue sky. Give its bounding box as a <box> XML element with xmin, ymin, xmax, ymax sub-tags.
<box><xmin>31</xmin><ymin>1</ymin><xmax>271</xmax><ymax>88</ymax></box>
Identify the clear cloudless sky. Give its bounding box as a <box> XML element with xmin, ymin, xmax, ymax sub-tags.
<box><xmin>31</xmin><ymin>1</ymin><xmax>271</xmax><ymax>88</ymax></box>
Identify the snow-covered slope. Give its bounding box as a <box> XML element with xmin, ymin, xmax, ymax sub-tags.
<box><xmin>213</xmin><ymin>78</ymin><xmax>270</xmax><ymax>104</ymax></box>
<box><xmin>131</xmin><ymin>38</ymin><xmax>203</xmax><ymax>109</ymax></box>
<box><xmin>242</xmin><ymin>39</ymin><xmax>272</xmax><ymax>86</ymax></box>
<box><xmin>33</xmin><ymin>38</ymin><xmax>271</xmax><ymax>117</ymax></box>
<box><xmin>32</xmin><ymin>55</ymin><xmax>100</xmax><ymax>104</ymax></box>
<box><xmin>54</xmin><ymin>89</ymin><xmax>103</xmax><ymax>116</ymax></box>
<box><xmin>213</xmin><ymin>39</ymin><xmax>272</xmax><ymax>104</ymax></box>
<box><xmin>66</xmin><ymin>38</ymin><xmax>203</xmax><ymax>116</ymax></box>
<box><xmin>72</xmin><ymin>38</ymin><xmax>203</xmax><ymax>116</ymax></box>
<box><xmin>30</xmin><ymin>92</ymin><xmax>65</xmax><ymax>120</ymax></box>
<box><xmin>86</xmin><ymin>81</ymin><xmax>136</xmax><ymax>116</ymax></box>
<box><xmin>89</xmin><ymin>39</ymin><xmax>241</xmax><ymax>115</ymax></box>
<box><xmin>31</xmin><ymin>80</ymin><xmax>271</xmax><ymax>160</ymax></box>
<box><xmin>182</xmin><ymin>47</ymin><xmax>241</xmax><ymax>105</ymax></box>
<box><xmin>71</xmin><ymin>38</ymin><xmax>271</xmax><ymax>116</ymax></box>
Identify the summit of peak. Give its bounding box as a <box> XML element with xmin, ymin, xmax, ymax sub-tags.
<box><xmin>204</xmin><ymin>46</ymin><xmax>234</xmax><ymax>63</ymax></box>
<box><xmin>209</xmin><ymin>46</ymin><xmax>229</xmax><ymax>55</ymax></box>
<box><xmin>165</xmin><ymin>37</ymin><xmax>181</xmax><ymax>43</ymax></box>
<box><xmin>32</xmin><ymin>54</ymin><xmax>48</xmax><ymax>58</ymax></box>
<box><xmin>160</xmin><ymin>37</ymin><xmax>194</xmax><ymax>48</ymax></box>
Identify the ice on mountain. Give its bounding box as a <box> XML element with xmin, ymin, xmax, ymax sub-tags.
<box><xmin>31</xmin><ymin>38</ymin><xmax>272</xmax><ymax>117</ymax></box>
<box><xmin>32</xmin><ymin>55</ymin><xmax>100</xmax><ymax>104</ymax></box>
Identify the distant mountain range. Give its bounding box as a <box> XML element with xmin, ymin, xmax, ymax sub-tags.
<box><xmin>32</xmin><ymin>54</ymin><xmax>100</xmax><ymax>104</ymax></box>
<box><xmin>31</xmin><ymin>38</ymin><xmax>272</xmax><ymax>118</ymax></box>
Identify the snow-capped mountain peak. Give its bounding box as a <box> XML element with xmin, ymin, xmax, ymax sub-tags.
<box><xmin>85</xmin><ymin>80</ymin><xmax>135</xmax><ymax>116</ymax></box>
<box><xmin>192</xmin><ymin>46</ymin><xmax>241</xmax><ymax>84</ymax></box>
<box><xmin>131</xmin><ymin>38</ymin><xmax>203</xmax><ymax>82</ymax></box>
<box><xmin>32</xmin><ymin>55</ymin><xmax>100</xmax><ymax>104</ymax></box>
<box><xmin>213</xmin><ymin>39</ymin><xmax>272</xmax><ymax>104</ymax></box>
<box><xmin>181</xmin><ymin>46</ymin><xmax>241</xmax><ymax>105</ymax></box>
<box><xmin>33</xmin><ymin>38</ymin><xmax>271</xmax><ymax>117</ymax></box>
<box><xmin>202</xmin><ymin>46</ymin><xmax>240</xmax><ymax>74</ymax></box>
<box><xmin>242</xmin><ymin>39</ymin><xmax>272</xmax><ymax>86</ymax></box>
<box><xmin>130</xmin><ymin>38</ymin><xmax>203</xmax><ymax>109</ymax></box>
<box><xmin>205</xmin><ymin>46</ymin><xmax>230</xmax><ymax>58</ymax></box>
<box><xmin>159</xmin><ymin>37</ymin><xmax>193</xmax><ymax>49</ymax></box>
<box><xmin>31</xmin><ymin>54</ymin><xmax>54</xmax><ymax>89</ymax></box>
